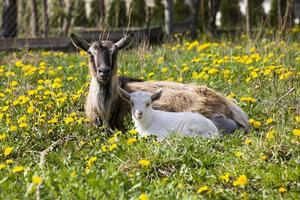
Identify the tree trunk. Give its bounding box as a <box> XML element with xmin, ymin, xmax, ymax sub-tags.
<box><xmin>30</xmin><ymin>0</ymin><xmax>38</xmax><ymax>37</ymax></box>
<box><xmin>188</xmin><ymin>0</ymin><xmax>200</xmax><ymax>39</ymax></box>
<box><xmin>1</xmin><ymin>0</ymin><xmax>18</xmax><ymax>38</ymax></box>
<box><xmin>208</xmin><ymin>0</ymin><xmax>220</xmax><ymax>34</ymax></box>
<box><xmin>282</xmin><ymin>0</ymin><xmax>294</xmax><ymax>31</ymax></box>
<box><xmin>99</xmin><ymin>0</ymin><xmax>105</xmax><ymax>28</ymax></box>
<box><xmin>43</xmin><ymin>0</ymin><xmax>49</xmax><ymax>37</ymax></box>
<box><xmin>62</xmin><ymin>0</ymin><xmax>73</xmax><ymax>36</ymax></box>
<box><xmin>245</xmin><ymin>0</ymin><xmax>250</xmax><ymax>36</ymax></box>
<box><xmin>277</xmin><ymin>0</ymin><xmax>282</xmax><ymax>29</ymax></box>
<box><xmin>163</xmin><ymin>0</ymin><xmax>174</xmax><ymax>37</ymax></box>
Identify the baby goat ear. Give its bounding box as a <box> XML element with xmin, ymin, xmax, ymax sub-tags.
<box><xmin>151</xmin><ymin>88</ymin><xmax>163</xmax><ymax>101</ymax></box>
<box><xmin>114</xmin><ymin>33</ymin><xmax>134</xmax><ymax>51</ymax></box>
<box><xmin>119</xmin><ymin>87</ymin><xmax>131</xmax><ymax>101</ymax></box>
<box><xmin>70</xmin><ymin>33</ymin><xmax>90</xmax><ymax>52</ymax></box>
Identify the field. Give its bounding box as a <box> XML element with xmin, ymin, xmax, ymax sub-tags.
<box><xmin>0</xmin><ymin>36</ymin><xmax>299</xmax><ymax>199</ymax></box>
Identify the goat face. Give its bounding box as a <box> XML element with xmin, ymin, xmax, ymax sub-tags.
<box><xmin>119</xmin><ymin>88</ymin><xmax>163</xmax><ymax>120</ymax></box>
<box><xmin>71</xmin><ymin>33</ymin><xmax>133</xmax><ymax>84</ymax></box>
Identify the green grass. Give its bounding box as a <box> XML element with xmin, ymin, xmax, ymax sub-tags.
<box><xmin>0</xmin><ymin>36</ymin><xmax>299</xmax><ymax>199</ymax></box>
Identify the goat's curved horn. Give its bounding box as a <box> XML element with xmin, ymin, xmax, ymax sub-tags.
<box><xmin>119</xmin><ymin>87</ymin><xmax>131</xmax><ymax>101</ymax></box>
<box><xmin>151</xmin><ymin>88</ymin><xmax>163</xmax><ymax>101</ymax></box>
<box><xmin>70</xmin><ymin>33</ymin><xmax>90</xmax><ymax>52</ymax></box>
<box><xmin>114</xmin><ymin>33</ymin><xmax>134</xmax><ymax>50</ymax></box>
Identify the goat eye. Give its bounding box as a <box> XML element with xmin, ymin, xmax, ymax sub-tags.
<box><xmin>131</xmin><ymin>102</ymin><xmax>134</xmax><ymax>106</ymax></box>
<box><xmin>146</xmin><ymin>103</ymin><xmax>150</xmax><ymax>107</ymax></box>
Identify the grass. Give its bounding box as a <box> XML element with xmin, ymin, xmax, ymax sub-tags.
<box><xmin>0</xmin><ymin>36</ymin><xmax>299</xmax><ymax>199</ymax></box>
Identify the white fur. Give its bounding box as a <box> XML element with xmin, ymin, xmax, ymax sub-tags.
<box><xmin>128</xmin><ymin>91</ymin><xmax>219</xmax><ymax>140</ymax></box>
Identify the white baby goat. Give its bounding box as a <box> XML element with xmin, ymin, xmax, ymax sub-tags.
<box><xmin>119</xmin><ymin>88</ymin><xmax>219</xmax><ymax>140</ymax></box>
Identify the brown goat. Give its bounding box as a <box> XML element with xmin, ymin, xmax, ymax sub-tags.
<box><xmin>71</xmin><ymin>33</ymin><xmax>250</xmax><ymax>133</ymax></box>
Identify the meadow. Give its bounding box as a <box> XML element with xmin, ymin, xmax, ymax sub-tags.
<box><xmin>0</xmin><ymin>35</ymin><xmax>299</xmax><ymax>199</ymax></box>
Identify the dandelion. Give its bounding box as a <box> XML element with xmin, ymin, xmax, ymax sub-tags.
<box><xmin>278</xmin><ymin>186</ymin><xmax>287</xmax><ymax>193</ymax></box>
<box><xmin>32</xmin><ymin>176</ymin><xmax>43</xmax><ymax>185</ymax></box>
<box><xmin>4</xmin><ymin>147</ymin><xmax>13</xmax><ymax>157</ymax></box>
<box><xmin>109</xmin><ymin>144</ymin><xmax>117</xmax><ymax>151</ymax></box>
<box><xmin>101</xmin><ymin>145</ymin><xmax>107</xmax><ymax>152</ymax></box>
<box><xmin>138</xmin><ymin>159</ymin><xmax>150</xmax><ymax>167</ymax></box>
<box><xmin>252</xmin><ymin>121</ymin><xmax>261</xmax><ymax>129</ymax></box>
<box><xmin>197</xmin><ymin>185</ymin><xmax>209</xmax><ymax>193</ymax></box>
<box><xmin>127</xmin><ymin>138</ymin><xmax>137</xmax><ymax>145</ymax></box>
<box><xmin>244</xmin><ymin>138</ymin><xmax>252</xmax><ymax>145</ymax></box>
<box><xmin>260</xmin><ymin>155</ymin><xmax>268</xmax><ymax>161</ymax></box>
<box><xmin>0</xmin><ymin>133</ymin><xmax>6</xmax><ymax>140</ymax></box>
<box><xmin>87</xmin><ymin>157</ymin><xmax>97</xmax><ymax>168</ymax></box>
<box><xmin>293</xmin><ymin>129</ymin><xmax>300</xmax><ymax>136</ymax></box>
<box><xmin>65</xmin><ymin>117</ymin><xmax>74</xmax><ymax>125</ymax></box>
<box><xmin>139</xmin><ymin>193</ymin><xmax>148</xmax><ymax>200</ymax></box>
<box><xmin>19</xmin><ymin>122</ymin><xmax>28</xmax><ymax>128</ymax></box>
<box><xmin>6</xmin><ymin>159</ymin><xmax>14</xmax><ymax>164</ymax></box>
<box><xmin>129</xmin><ymin>129</ymin><xmax>138</xmax><ymax>135</ymax></box>
<box><xmin>296</xmin><ymin>116</ymin><xmax>300</xmax><ymax>123</ymax></box>
<box><xmin>234</xmin><ymin>151</ymin><xmax>244</xmax><ymax>158</ymax></box>
<box><xmin>266</xmin><ymin>130</ymin><xmax>275</xmax><ymax>140</ymax></box>
<box><xmin>240</xmin><ymin>97</ymin><xmax>256</xmax><ymax>103</ymax></box>
<box><xmin>219</xmin><ymin>172</ymin><xmax>230</xmax><ymax>182</ymax></box>
<box><xmin>233</xmin><ymin>175</ymin><xmax>248</xmax><ymax>187</ymax></box>
<box><xmin>0</xmin><ymin>164</ymin><xmax>6</xmax><ymax>170</ymax></box>
<box><xmin>12</xmin><ymin>166</ymin><xmax>24</xmax><ymax>173</ymax></box>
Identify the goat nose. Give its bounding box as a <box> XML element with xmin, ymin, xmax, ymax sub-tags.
<box><xmin>99</xmin><ymin>68</ymin><xmax>111</xmax><ymax>74</ymax></box>
<box><xmin>136</xmin><ymin>111</ymin><xmax>143</xmax><ymax>116</ymax></box>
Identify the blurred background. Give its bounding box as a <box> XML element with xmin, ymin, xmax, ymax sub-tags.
<box><xmin>0</xmin><ymin>0</ymin><xmax>299</xmax><ymax>48</ymax></box>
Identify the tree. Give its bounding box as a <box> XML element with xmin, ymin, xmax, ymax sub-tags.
<box><xmin>129</xmin><ymin>0</ymin><xmax>146</xmax><ymax>27</ymax></box>
<box><xmin>107</xmin><ymin>0</ymin><xmax>127</xmax><ymax>27</ymax></box>
<box><xmin>269</xmin><ymin>0</ymin><xmax>286</xmax><ymax>28</ymax></box>
<box><xmin>220</xmin><ymin>0</ymin><xmax>242</xmax><ymax>30</ymax></box>
<box><xmin>174</xmin><ymin>0</ymin><xmax>191</xmax><ymax>22</ymax></box>
<box><xmin>248</xmin><ymin>0</ymin><xmax>265</xmax><ymax>27</ymax></box>
<box><xmin>1</xmin><ymin>0</ymin><xmax>18</xmax><ymax>38</ymax></box>
<box><xmin>163</xmin><ymin>0</ymin><xmax>174</xmax><ymax>37</ymax></box>
<box><xmin>30</xmin><ymin>0</ymin><xmax>39</xmax><ymax>37</ymax></box>
<box><xmin>152</xmin><ymin>0</ymin><xmax>164</xmax><ymax>26</ymax></box>
<box><xmin>73</xmin><ymin>0</ymin><xmax>88</xmax><ymax>26</ymax></box>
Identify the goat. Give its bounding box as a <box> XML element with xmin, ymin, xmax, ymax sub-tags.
<box><xmin>119</xmin><ymin>88</ymin><xmax>219</xmax><ymax>140</ymax></box>
<box><xmin>70</xmin><ymin>33</ymin><xmax>250</xmax><ymax>133</ymax></box>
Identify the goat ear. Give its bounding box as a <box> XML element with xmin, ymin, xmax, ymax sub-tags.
<box><xmin>114</xmin><ymin>33</ymin><xmax>134</xmax><ymax>50</ymax></box>
<box><xmin>151</xmin><ymin>88</ymin><xmax>163</xmax><ymax>101</ymax></box>
<box><xmin>119</xmin><ymin>87</ymin><xmax>131</xmax><ymax>101</ymax></box>
<box><xmin>71</xmin><ymin>33</ymin><xmax>90</xmax><ymax>52</ymax></box>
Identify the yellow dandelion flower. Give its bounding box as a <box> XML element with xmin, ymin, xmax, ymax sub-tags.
<box><xmin>6</xmin><ymin>159</ymin><xmax>14</xmax><ymax>164</ymax></box>
<box><xmin>260</xmin><ymin>155</ymin><xmax>268</xmax><ymax>161</ymax></box>
<box><xmin>65</xmin><ymin>117</ymin><xmax>74</xmax><ymax>125</ymax></box>
<box><xmin>295</xmin><ymin>116</ymin><xmax>300</xmax><ymax>123</ymax></box>
<box><xmin>87</xmin><ymin>157</ymin><xmax>97</xmax><ymax>168</ymax></box>
<box><xmin>19</xmin><ymin>122</ymin><xmax>28</xmax><ymax>128</ymax></box>
<box><xmin>32</xmin><ymin>176</ymin><xmax>43</xmax><ymax>185</ymax></box>
<box><xmin>0</xmin><ymin>164</ymin><xmax>6</xmax><ymax>170</ymax></box>
<box><xmin>234</xmin><ymin>151</ymin><xmax>244</xmax><ymax>158</ymax></box>
<box><xmin>139</xmin><ymin>193</ymin><xmax>148</xmax><ymax>200</ymax></box>
<box><xmin>101</xmin><ymin>145</ymin><xmax>107</xmax><ymax>152</ymax></box>
<box><xmin>197</xmin><ymin>185</ymin><xmax>209</xmax><ymax>193</ymax></box>
<box><xmin>278</xmin><ymin>186</ymin><xmax>286</xmax><ymax>193</ymax></box>
<box><xmin>0</xmin><ymin>133</ymin><xmax>6</xmax><ymax>140</ymax></box>
<box><xmin>266</xmin><ymin>118</ymin><xmax>274</xmax><ymax>125</ymax></box>
<box><xmin>109</xmin><ymin>144</ymin><xmax>117</xmax><ymax>151</ymax></box>
<box><xmin>127</xmin><ymin>138</ymin><xmax>137</xmax><ymax>145</ymax></box>
<box><xmin>138</xmin><ymin>159</ymin><xmax>150</xmax><ymax>167</ymax></box>
<box><xmin>129</xmin><ymin>129</ymin><xmax>138</xmax><ymax>135</ymax></box>
<box><xmin>12</xmin><ymin>166</ymin><xmax>24</xmax><ymax>173</ymax></box>
<box><xmin>266</xmin><ymin>130</ymin><xmax>275</xmax><ymax>140</ymax></box>
<box><xmin>244</xmin><ymin>138</ymin><xmax>252</xmax><ymax>145</ymax></box>
<box><xmin>4</xmin><ymin>147</ymin><xmax>13</xmax><ymax>157</ymax></box>
<box><xmin>10</xmin><ymin>125</ymin><xmax>17</xmax><ymax>132</ymax></box>
<box><xmin>252</xmin><ymin>121</ymin><xmax>261</xmax><ymax>129</ymax></box>
<box><xmin>293</xmin><ymin>129</ymin><xmax>300</xmax><ymax>136</ymax></box>
<box><xmin>219</xmin><ymin>172</ymin><xmax>230</xmax><ymax>182</ymax></box>
<box><xmin>233</xmin><ymin>175</ymin><xmax>248</xmax><ymax>187</ymax></box>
